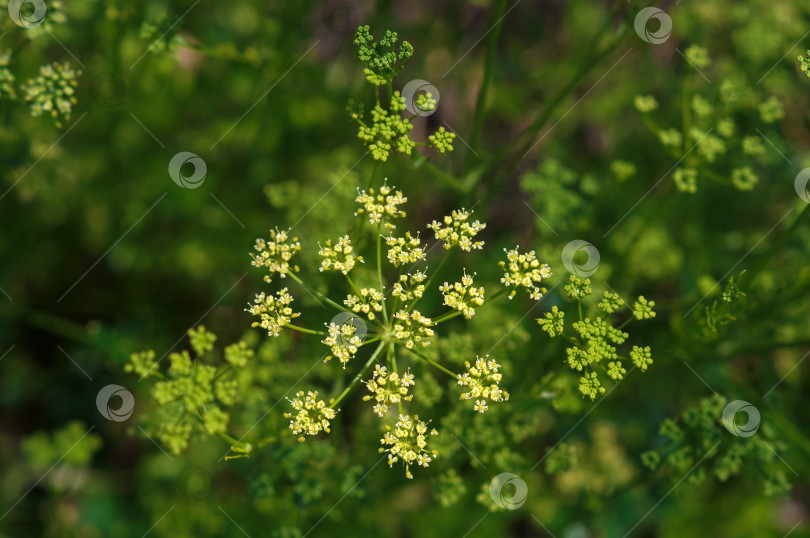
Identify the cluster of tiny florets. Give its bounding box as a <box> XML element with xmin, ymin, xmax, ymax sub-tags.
<box><xmin>20</xmin><ymin>62</ymin><xmax>80</xmax><ymax>127</ymax></box>
<box><xmin>393</xmin><ymin>309</ymin><xmax>435</xmax><ymax>349</ymax></box>
<box><xmin>385</xmin><ymin>232</ymin><xmax>426</xmax><ymax>267</ymax></box>
<box><xmin>428</xmin><ymin>209</ymin><xmax>486</xmax><ymax>251</ymax></box>
<box><xmin>392</xmin><ymin>272</ymin><xmax>427</xmax><ymax>303</ymax></box>
<box><xmin>499</xmin><ymin>247</ymin><xmax>552</xmax><ymax>300</ymax></box>
<box><xmin>246</xmin><ymin>288</ymin><xmax>299</xmax><ymax>337</ymax></box>
<box><xmin>319</xmin><ymin>235</ymin><xmax>363</xmax><ymax>274</ymax></box>
<box><xmin>323</xmin><ymin>322</ymin><xmax>364</xmax><ymax>367</ymax></box>
<box><xmin>379</xmin><ymin>414</ymin><xmax>438</xmax><ymax>479</ymax></box>
<box><xmin>285</xmin><ymin>391</ymin><xmax>338</xmax><ymax>442</ymax></box>
<box><xmin>251</xmin><ymin>228</ymin><xmax>301</xmax><ymax>282</ymax></box>
<box><xmin>439</xmin><ymin>271</ymin><xmax>485</xmax><ymax>319</ymax></box>
<box><xmin>456</xmin><ymin>356</ymin><xmax>509</xmax><ymax>413</ymax></box>
<box><xmin>363</xmin><ymin>365</ymin><xmax>415</xmax><ymax>417</ymax></box>
<box><xmin>355</xmin><ymin>183</ymin><xmax>407</xmax><ymax>228</ymax></box>
<box><xmin>345</xmin><ymin>288</ymin><xmax>385</xmax><ymax>320</ymax></box>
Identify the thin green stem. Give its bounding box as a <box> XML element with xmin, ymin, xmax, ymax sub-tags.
<box><xmin>402</xmin><ymin>346</ymin><xmax>457</xmax><ymax>378</ymax></box>
<box><xmin>330</xmin><ymin>342</ymin><xmax>386</xmax><ymax>408</ymax></box>
<box><xmin>434</xmin><ymin>286</ymin><xmax>507</xmax><ymax>324</ymax></box>
<box><xmin>285</xmin><ymin>323</ymin><xmax>326</xmax><ymax>336</ymax></box>
<box><xmin>469</xmin><ymin>0</ymin><xmax>508</xmax><ymax>154</ymax></box>
<box><xmin>408</xmin><ymin>247</ymin><xmax>452</xmax><ymax>313</ymax></box>
<box><xmin>376</xmin><ymin>223</ymin><xmax>389</xmax><ymax>325</ymax></box>
<box><xmin>287</xmin><ymin>272</ymin><xmax>353</xmax><ymax>314</ymax></box>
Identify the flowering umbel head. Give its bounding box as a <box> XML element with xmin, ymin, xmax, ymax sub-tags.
<box><xmin>439</xmin><ymin>270</ymin><xmax>485</xmax><ymax>319</ymax></box>
<box><xmin>499</xmin><ymin>247</ymin><xmax>552</xmax><ymax>300</ymax></box>
<box><xmin>379</xmin><ymin>414</ymin><xmax>438</xmax><ymax>479</ymax></box>
<box><xmin>285</xmin><ymin>391</ymin><xmax>338</xmax><ymax>442</ymax></box>
<box><xmin>251</xmin><ymin>228</ymin><xmax>301</xmax><ymax>282</ymax></box>
<box><xmin>363</xmin><ymin>365</ymin><xmax>415</xmax><ymax>416</ymax></box>
<box><xmin>319</xmin><ymin>235</ymin><xmax>363</xmax><ymax>274</ymax></box>
<box><xmin>323</xmin><ymin>321</ymin><xmax>364</xmax><ymax>367</ymax></box>
<box><xmin>427</xmin><ymin>209</ymin><xmax>486</xmax><ymax>251</ymax></box>
<box><xmin>20</xmin><ymin>62</ymin><xmax>80</xmax><ymax>127</ymax></box>
<box><xmin>246</xmin><ymin>288</ymin><xmax>299</xmax><ymax>337</ymax></box>
<box><xmin>355</xmin><ymin>182</ymin><xmax>407</xmax><ymax>228</ymax></box>
<box><xmin>457</xmin><ymin>355</ymin><xmax>509</xmax><ymax>413</ymax></box>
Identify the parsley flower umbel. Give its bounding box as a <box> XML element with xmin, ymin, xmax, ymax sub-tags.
<box><xmin>499</xmin><ymin>247</ymin><xmax>552</xmax><ymax>300</ymax></box>
<box><xmin>632</xmin><ymin>296</ymin><xmax>657</xmax><ymax>320</ymax></box>
<box><xmin>457</xmin><ymin>356</ymin><xmax>509</xmax><ymax>413</ymax></box>
<box><xmin>345</xmin><ymin>288</ymin><xmax>385</xmax><ymax>320</ymax></box>
<box><xmin>393</xmin><ymin>309</ymin><xmax>435</xmax><ymax>349</ymax></box>
<box><xmin>319</xmin><ymin>235</ymin><xmax>363</xmax><ymax>274</ymax></box>
<box><xmin>247</xmin><ymin>288</ymin><xmax>299</xmax><ymax>337</ymax></box>
<box><xmin>392</xmin><ymin>272</ymin><xmax>427</xmax><ymax>302</ymax></box>
<box><xmin>379</xmin><ymin>414</ymin><xmax>438</xmax><ymax>479</ymax></box>
<box><xmin>323</xmin><ymin>322</ymin><xmax>364</xmax><ymax>367</ymax></box>
<box><xmin>363</xmin><ymin>365</ymin><xmax>415</xmax><ymax>416</ymax></box>
<box><xmin>385</xmin><ymin>232</ymin><xmax>426</xmax><ymax>267</ymax></box>
<box><xmin>428</xmin><ymin>209</ymin><xmax>486</xmax><ymax>251</ymax></box>
<box><xmin>20</xmin><ymin>62</ymin><xmax>80</xmax><ymax>127</ymax></box>
<box><xmin>439</xmin><ymin>270</ymin><xmax>485</xmax><ymax>319</ymax></box>
<box><xmin>250</xmin><ymin>228</ymin><xmax>301</xmax><ymax>282</ymax></box>
<box><xmin>355</xmin><ymin>182</ymin><xmax>407</xmax><ymax>228</ymax></box>
<box><xmin>285</xmin><ymin>391</ymin><xmax>338</xmax><ymax>442</ymax></box>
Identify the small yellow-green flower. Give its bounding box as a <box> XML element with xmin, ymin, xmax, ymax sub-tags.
<box><xmin>319</xmin><ymin>235</ymin><xmax>363</xmax><ymax>274</ymax></box>
<box><xmin>439</xmin><ymin>270</ymin><xmax>485</xmax><ymax>319</ymax></box>
<box><xmin>363</xmin><ymin>365</ymin><xmax>415</xmax><ymax>416</ymax></box>
<box><xmin>250</xmin><ymin>228</ymin><xmax>301</xmax><ymax>282</ymax></box>
<box><xmin>499</xmin><ymin>247</ymin><xmax>552</xmax><ymax>300</ymax></box>
<box><xmin>428</xmin><ymin>209</ymin><xmax>486</xmax><ymax>251</ymax></box>
<box><xmin>379</xmin><ymin>414</ymin><xmax>438</xmax><ymax>479</ymax></box>
<box><xmin>355</xmin><ymin>182</ymin><xmax>407</xmax><ymax>228</ymax></box>
<box><xmin>456</xmin><ymin>356</ymin><xmax>509</xmax><ymax>413</ymax></box>
<box><xmin>247</xmin><ymin>288</ymin><xmax>300</xmax><ymax>337</ymax></box>
<box><xmin>285</xmin><ymin>391</ymin><xmax>338</xmax><ymax>442</ymax></box>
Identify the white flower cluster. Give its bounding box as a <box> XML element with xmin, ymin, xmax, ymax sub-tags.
<box><xmin>319</xmin><ymin>235</ymin><xmax>363</xmax><ymax>274</ymax></box>
<box><xmin>284</xmin><ymin>391</ymin><xmax>338</xmax><ymax>442</ymax></box>
<box><xmin>345</xmin><ymin>288</ymin><xmax>385</xmax><ymax>320</ymax></box>
<box><xmin>323</xmin><ymin>321</ymin><xmax>364</xmax><ymax>367</ymax></box>
<box><xmin>355</xmin><ymin>182</ymin><xmax>407</xmax><ymax>229</ymax></box>
<box><xmin>499</xmin><ymin>247</ymin><xmax>552</xmax><ymax>300</ymax></box>
<box><xmin>250</xmin><ymin>228</ymin><xmax>301</xmax><ymax>282</ymax></box>
<box><xmin>379</xmin><ymin>414</ymin><xmax>438</xmax><ymax>479</ymax></box>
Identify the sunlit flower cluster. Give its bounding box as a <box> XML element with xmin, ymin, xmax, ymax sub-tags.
<box><xmin>392</xmin><ymin>272</ymin><xmax>427</xmax><ymax>303</ymax></box>
<box><xmin>393</xmin><ymin>309</ymin><xmax>435</xmax><ymax>349</ymax></box>
<box><xmin>499</xmin><ymin>247</ymin><xmax>552</xmax><ymax>300</ymax></box>
<box><xmin>363</xmin><ymin>365</ymin><xmax>415</xmax><ymax>416</ymax></box>
<box><xmin>323</xmin><ymin>322</ymin><xmax>364</xmax><ymax>367</ymax></box>
<box><xmin>456</xmin><ymin>356</ymin><xmax>509</xmax><ymax>413</ymax></box>
<box><xmin>250</xmin><ymin>228</ymin><xmax>301</xmax><ymax>282</ymax></box>
<box><xmin>345</xmin><ymin>288</ymin><xmax>385</xmax><ymax>320</ymax></box>
<box><xmin>285</xmin><ymin>391</ymin><xmax>338</xmax><ymax>442</ymax></box>
<box><xmin>355</xmin><ymin>183</ymin><xmax>407</xmax><ymax>228</ymax></box>
<box><xmin>379</xmin><ymin>414</ymin><xmax>438</xmax><ymax>479</ymax></box>
<box><xmin>385</xmin><ymin>232</ymin><xmax>425</xmax><ymax>266</ymax></box>
<box><xmin>439</xmin><ymin>271</ymin><xmax>485</xmax><ymax>318</ymax></box>
<box><xmin>319</xmin><ymin>236</ymin><xmax>363</xmax><ymax>274</ymax></box>
<box><xmin>427</xmin><ymin>209</ymin><xmax>486</xmax><ymax>251</ymax></box>
<box><xmin>246</xmin><ymin>288</ymin><xmax>299</xmax><ymax>337</ymax></box>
